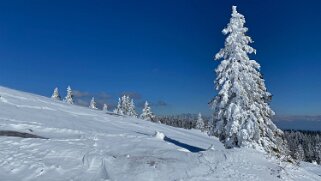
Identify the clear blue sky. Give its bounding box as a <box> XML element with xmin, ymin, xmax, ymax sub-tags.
<box><xmin>0</xmin><ymin>0</ymin><xmax>321</xmax><ymax>116</ymax></box>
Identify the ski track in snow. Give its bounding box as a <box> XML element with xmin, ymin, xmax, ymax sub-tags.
<box><xmin>0</xmin><ymin>86</ymin><xmax>320</xmax><ymax>181</ymax></box>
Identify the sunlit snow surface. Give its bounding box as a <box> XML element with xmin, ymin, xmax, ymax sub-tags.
<box><xmin>0</xmin><ymin>86</ymin><xmax>320</xmax><ymax>181</ymax></box>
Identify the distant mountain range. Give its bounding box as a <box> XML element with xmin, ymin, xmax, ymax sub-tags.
<box><xmin>273</xmin><ymin>115</ymin><xmax>321</xmax><ymax>131</ymax></box>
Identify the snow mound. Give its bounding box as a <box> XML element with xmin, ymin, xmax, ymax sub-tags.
<box><xmin>0</xmin><ymin>86</ymin><xmax>320</xmax><ymax>181</ymax></box>
<box><xmin>154</xmin><ymin>131</ymin><xmax>165</xmax><ymax>140</ymax></box>
<box><xmin>207</xmin><ymin>144</ymin><xmax>216</xmax><ymax>151</ymax></box>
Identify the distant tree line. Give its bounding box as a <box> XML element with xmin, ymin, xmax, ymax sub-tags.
<box><xmin>284</xmin><ymin>130</ymin><xmax>321</xmax><ymax>164</ymax></box>
<box><xmin>155</xmin><ymin>113</ymin><xmax>209</xmax><ymax>131</ymax></box>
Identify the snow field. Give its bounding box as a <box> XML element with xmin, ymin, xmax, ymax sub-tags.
<box><xmin>0</xmin><ymin>86</ymin><xmax>320</xmax><ymax>180</ymax></box>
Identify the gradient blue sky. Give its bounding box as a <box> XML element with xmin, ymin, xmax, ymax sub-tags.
<box><xmin>0</xmin><ymin>0</ymin><xmax>321</xmax><ymax>116</ymax></box>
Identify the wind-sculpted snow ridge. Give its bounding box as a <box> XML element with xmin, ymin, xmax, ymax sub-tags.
<box><xmin>0</xmin><ymin>86</ymin><xmax>320</xmax><ymax>181</ymax></box>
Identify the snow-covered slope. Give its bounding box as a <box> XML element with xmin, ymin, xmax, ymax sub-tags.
<box><xmin>0</xmin><ymin>86</ymin><xmax>320</xmax><ymax>181</ymax></box>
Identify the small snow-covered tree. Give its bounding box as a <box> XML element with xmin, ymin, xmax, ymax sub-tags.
<box><xmin>64</xmin><ymin>86</ymin><xmax>74</xmax><ymax>104</ymax></box>
<box><xmin>128</xmin><ymin>99</ymin><xmax>137</xmax><ymax>117</ymax></box>
<box><xmin>121</xmin><ymin>95</ymin><xmax>130</xmax><ymax>114</ymax></box>
<box><xmin>114</xmin><ymin>98</ymin><xmax>124</xmax><ymax>115</ymax></box>
<box><xmin>89</xmin><ymin>97</ymin><xmax>98</xmax><ymax>109</ymax></box>
<box><xmin>196</xmin><ymin>113</ymin><xmax>205</xmax><ymax>131</ymax></box>
<box><xmin>210</xmin><ymin>6</ymin><xmax>287</xmax><ymax>155</ymax></box>
<box><xmin>51</xmin><ymin>87</ymin><xmax>61</xmax><ymax>100</ymax></box>
<box><xmin>140</xmin><ymin>101</ymin><xmax>155</xmax><ymax>121</ymax></box>
<box><xmin>103</xmin><ymin>103</ymin><xmax>108</xmax><ymax>112</ymax></box>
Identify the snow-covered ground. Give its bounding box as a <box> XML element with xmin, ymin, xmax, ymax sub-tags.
<box><xmin>0</xmin><ymin>86</ymin><xmax>320</xmax><ymax>181</ymax></box>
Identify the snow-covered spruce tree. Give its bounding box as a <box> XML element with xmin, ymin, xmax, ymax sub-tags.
<box><xmin>128</xmin><ymin>99</ymin><xmax>137</xmax><ymax>117</ymax></box>
<box><xmin>51</xmin><ymin>87</ymin><xmax>61</xmax><ymax>100</ymax></box>
<box><xmin>210</xmin><ymin>6</ymin><xmax>287</xmax><ymax>155</ymax></box>
<box><xmin>140</xmin><ymin>101</ymin><xmax>155</xmax><ymax>121</ymax></box>
<box><xmin>114</xmin><ymin>98</ymin><xmax>124</xmax><ymax>115</ymax></box>
<box><xmin>64</xmin><ymin>86</ymin><xmax>74</xmax><ymax>104</ymax></box>
<box><xmin>89</xmin><ymin>97</ymin><xmax>98</xmax><ymax>109</ymax></box>
<box><xmin>103</xmin><ymin>103</ymin><xmax>108</xmax><ymax>112</ymax></box>
<box><xmin>196</xmin><ymin>113</ymin><xmax>205</xmax><ymax>131</ymax></box>
<box><xmin>121</xmin><ymin>95</ymin><xmax>130</xmax><ymax>115</ymax></box>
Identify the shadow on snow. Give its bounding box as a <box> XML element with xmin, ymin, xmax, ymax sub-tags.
<box><xmin>164</xmin><ymin>136</ymin><xmax>206</xmax><ymax>153</ymax></box>
<box><xmin>134</xmin><ymin>131</ymin><xmax>206</xmax><ymax>153</ymax></box>
<box><xmin>0</xmin><ymin>130</ymin><xmax>48</xmax><ymax>139</ymax></box>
